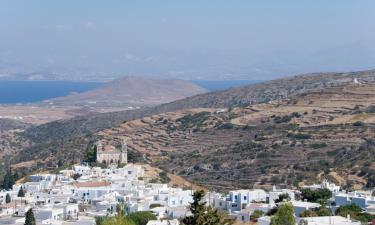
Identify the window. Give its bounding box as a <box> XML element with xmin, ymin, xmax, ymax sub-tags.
<box><xmin>244</xmin><ymin>196</ymin><xmax>247</xmax><ymax>200</ymax></box>
<box><xmin>241</xmin><ymin>216</ymin><xmax>245</xmax><ymax>221</ymax></box>
<box><xmin>235</xmin><ymin>195</ymin><xmax>238</xmax><ymax>200</ymax></box>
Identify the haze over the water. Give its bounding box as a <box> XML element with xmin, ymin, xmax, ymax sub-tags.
<box><xmin>1</xmin><ymin>1</ymin><xmax>375</xmax><ymax>81</ymax></box>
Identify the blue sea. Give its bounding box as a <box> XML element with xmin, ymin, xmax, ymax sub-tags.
<box><xmin>0</xmin><ymin>80</ymin><xmax>103</xmax><ymax>104</ymax></box>
<box><xmin>0</xmin><ymin>79</ymin><xmax>262</xmax><ymax>104</ymax></box>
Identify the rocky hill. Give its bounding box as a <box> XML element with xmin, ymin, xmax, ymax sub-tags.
<box><xmin>21</xmin><ymin>70</ymin><xmax>375</xmax><ymax>142</ymax></box>
<box><xmin>48</xmin><ymin>76</ymin><xmax>207</xmax><ymax>107</ymax></box>
<box><xmin>3</xmin><ymin>69</ymin><xmax>375</xmax><ymax>190</ymax></box>
<box><xmin>97</xmin><ymin>83</ymin><xmax>375</xmax><ymax>190</ymax></box>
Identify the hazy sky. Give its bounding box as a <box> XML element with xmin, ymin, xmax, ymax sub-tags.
<box><xmin>1</xmin><ymin>1</ymin><xmax>375</xmax><ymax>81</ymax></box>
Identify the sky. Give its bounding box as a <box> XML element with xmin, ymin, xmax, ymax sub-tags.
<box><xmin>1</xmin><ymin>1</ymin><xmax>375</xmax><ymax>81</ymax></box>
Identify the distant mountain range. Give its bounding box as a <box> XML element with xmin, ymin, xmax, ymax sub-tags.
<box><xmin>45</xmin><ymin>77</ymin><xmax>207</xmax><ymax>107</ymax></box>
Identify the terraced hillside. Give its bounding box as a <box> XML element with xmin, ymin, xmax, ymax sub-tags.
<box><xmin>21</xmin><ymin>70</ymin><xmax>375</xmax><ymax>142</ymax></box>
<box><xmin>97</xmin><ymin>84</ymin><xmax>375</xmax><ymax>190</ymax></box>
<box><xmin>2</xmin><ymin>70</ymin><xmax>375</xmax><ymax>190</ymax></box>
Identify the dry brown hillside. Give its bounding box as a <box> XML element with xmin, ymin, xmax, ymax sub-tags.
<box><xmin>4</xmin><ymin>70</ymin><xmax>375</xmax><ymax>190</ymax></box>
<box><xmin>97</xmin><ymin>83</ymin><xmax>375</xmax><ymax>190</ymax></box>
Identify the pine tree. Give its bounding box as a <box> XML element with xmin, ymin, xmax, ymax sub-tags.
<box><xmin>182</xmin><ymin>190</ymin><xmax>232</xmax><ymax>225</ymax></box>
<box><xmin>5</xmin><ymin>193</ymin><xmax>11</xmax><ymax>203</ymax></box>
<box><xmin>18</xmin><ymin>186</ymin><xmax>25</xmax><ymax>197</ymax></box>
<box><xmin>25</xmin><ymin>208</ymin><xmax>36</xmax><ymax>225</ymax></box>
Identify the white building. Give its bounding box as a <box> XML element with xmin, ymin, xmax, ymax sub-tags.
<box><xmin>290</xmin><ymin>200</ymin><xmax>320</xmax><ymax>217</ymax></box>
<box><xmin>213</xmin><ymin>189</ymin><xmax>267</xmax><ymax>212</ymax></box>
<box><xmin>297</xmin><ymin>216</ymin><xmax>360</xmax><ymax>225</ymax></box>
<box><xmin>335</xmin><ymin>191</ymin><xmax>375</xmax><ymax>209</ymax></box>
<box><xmin>146</xmin><ymin>219</ymin><xmax>180</xmax><ymax>225</ymax></box>
<box><xmin>301</xmin><ymin>180</ymin><xmax>341</xmax><ymax>194</ymax></box>
<box><xmin>268</xmin><ymin>186</ymin><xmax>296</xmax><ymax>205</ymax></box>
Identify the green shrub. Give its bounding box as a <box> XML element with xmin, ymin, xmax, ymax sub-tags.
<box><xmin>291</xmin><ymin>133</ymin><xmax>311</xmax><ymax>140</ymax></box>
<box><xmin>353</xmin><ymin>121</ymin><xmax>364</xmax><ymax>127</ymax></box>
<box><xmin>127</xmin><ymin>211</ymin><xmax>157</xmax><ymax>225</ymax></box>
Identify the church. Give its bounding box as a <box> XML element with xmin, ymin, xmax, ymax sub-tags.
<box><xmin>96</xmin><ymin>139</ymin><xmax>128</xmax><ymax>165</ymax></box>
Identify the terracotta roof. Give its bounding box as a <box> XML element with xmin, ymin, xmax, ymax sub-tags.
<box><xmin>73</xmin><ymin>181</ymin><xmax>110</xmax><ymax>188</ymax></box>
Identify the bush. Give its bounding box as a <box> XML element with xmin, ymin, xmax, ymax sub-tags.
<box><xmin>127</xmin><ymin>211</ymin><xmax>157</xmax><ymax>225</ymax></box>
<box><xmin>256</xmin><ymin>152</ymin><xmax>270</xmax><ymax>159</ymax></box>
<box><xmin>290</xmin><ymin>133</ymin><xmax>311</xmax><ymax>140</ymax></box>
<box><xmin>309</xmin><ymin>143</ymin><xmax>327</xmax><ymax>149</ymax></box>
<box><xmin>353</xmin><ymin>121</ymin><xmax>364</xmax><ymax>127</ymax></box>
<box><xmin>159</xmin><ymin>171</ymin><xmax>171</xmax><ymax>183</ymax></box>
<box><xmin>250</xmin><ymin>210</ymin><xmax>264</xmax><ymax>221</ymax></box>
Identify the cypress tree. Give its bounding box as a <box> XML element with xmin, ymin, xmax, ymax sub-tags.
<box><xmin>2</xmin><ymin>172</ymin><xmax>10</xmax><ymax>190</ymax></box>
<box><xmin>18</xmin><ymin>186</ymin><xmax>25</xmax><ymax>197</ymax></box>
<box><xmin>25</xmin><ymin>208</ymin><xmax>36</xmax><ymax>225</ymax></box>
<box><xmin>2</xmin><ymin>169</ymin><xmax>15</xmax><ymax>190</ymax></box>
<box><xmin>182</xmin><ymin>190</ymin><xmax>232</xmax><ymax>225</ymax></box>
<box><xmin>5</xmin><ymin>193</ymin><xmax>11</xmax><ymax>203</ymax></box>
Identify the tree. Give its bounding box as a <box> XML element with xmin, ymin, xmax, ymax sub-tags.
<box><xmin>127</xmin><ymin>211</ymin><xmax>157</xmax><ymax>225</ymax></box>
<box><xmin>300</xmin><ymin>188</ymin><xmax>332</xmax><ymax>204</ymax></box>
<box><xmin>250</xmin><ymin>210</ymin><xmax>264</xmax><ymax>221</ymax></box>
<box><xmin>57</xmin><ymin>159</ymin><xmax>64</xmax><ymax>168</ymax></box>
<box><xmin>72</xmin><ymin>173</ymin><xmax>81</xmax><ymax>180</ymax></box>
<box><xmin>2</xmin><ymin>169</ymin><xmax>15</xmax><ymax>190</ymax></box>
<box><xmin>25</xmin><ymin>208</ymin><xmax>36</xmax><ymax>225</ymax></box>
<box><xmin>335</xmin><ymin>203</ymin><xmax>361</xmax><ymax>218</ymax></box>
<box><xmin>101</xmin><ymin>216</ymin><xmax>135</xmax><ymax>225</ymax></box>
<box><xmin>335</xmin><ymin>203</ymin><xmax>375</xmax><ymax>223</ymax></box>
<box><xmin>5</xmin><ymin>193</ymin><xmax>11</xmax><ymax>203</ymax></box>
<box><xmin>182</xmin><ymin>190</ymin><xmax>232</xmax><ymax>225</ymax></box>
<box><xmin>18</xmin><ymin>186</ymin><xmax>25</xmax><ymax>197</ymax></box>
<box><xmin>270</xmin><ymin>203</ymin><xmax>295</xmax><ymax>225</ymax></box>
<box><xmin>83</xmin><ymin>146</ymin><xmax>97</xmax><ymax>165</ymax></box>
<box><xmin>275</xmin><ymin>193</ymin><xmax>291</xmax><ymax>203</ymax></box>
<box><xmin>300</xmin><ymin>206</ymin><xmax>331</xmax><ymax>217</ymax></box>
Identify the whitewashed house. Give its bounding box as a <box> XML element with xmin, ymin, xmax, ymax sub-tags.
<box><xmin>290</xmin><ymin>200</ymin><xmax>320</xmax><ymax>216</ymax></box>
<box><xmin>268</xmin><ymin>186</ymin><xmax>296</xmax><ymax>205</ymax></box>
<box><xmin>335</xmin><ymin>191</ymin><xmax>375</xmax><ymax>209</ymax></box>
<box><xmin>301</xmin><ymin>180</ymin><xmax>340</xmax><ymax>194</ymax></box>
<box><xmin>213</xmin><ymin>189</ymin><xmax>267</xmax><ymax>212</ymax></box>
